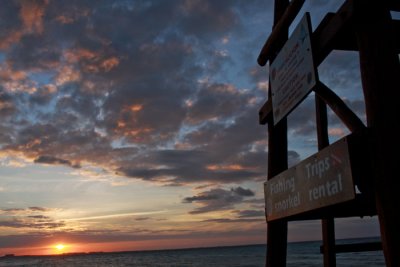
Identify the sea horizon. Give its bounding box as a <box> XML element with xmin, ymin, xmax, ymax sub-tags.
<box><xmin>1</xmin><ymin>236</ymin><xmax>381</xmax><ymax>258</ymax></box>
<box><xmin>0</xmin><ymin>237</ymin><xmax>385</xmax><ymax>267</ymax></box>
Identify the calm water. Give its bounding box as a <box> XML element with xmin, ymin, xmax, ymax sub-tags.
<box><xmin>0</xmin><ymin>238</ymin><xmax>385</xmax><ymax>267</ymax></box>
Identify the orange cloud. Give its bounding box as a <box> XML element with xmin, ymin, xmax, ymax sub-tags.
<box><xmin>101</xmin><ymin>57</ymin><xmax>120</xmax><ymax>72</ymax></box>
<box><xmin>206</xmin><ymin>164</ymin><xmax>246</xmax><ymax>171</ymax></box>
<box><xmin>0</xmin><ymin>31</ymin><xmax>23</xmax><ymax>50</ymax></box>
<box><xmin>0</xmin><ymin>1</ymin><xmax>48</xmax><ymax>50</ymax></box>
<box><xmin>55</xmin><ymin>15</ymin><xmax>74</xmax><ymax>24</ymax></box>
<box><xmin>20</xmin><ymin>0</ymin><xmax>49</xmax><ymax>34</ymax></box>
<box><xmin>0</xmin><ymin>63</ymin><xmax>27</xmax><ymax>81</ymax></box>
<box><xmin>129</xmin><ymin>104</ymin><xmax>143</xmax><ymax>112</ymax></box>
<box><xmin>55</xmin><ymin>66</ymin><xmax>81</xmax><ymax>85</ymax></box>
<box><xmin>63</xmin><ymin>49</ymin><xmax>98</xmax><ymax>63</ymax></box>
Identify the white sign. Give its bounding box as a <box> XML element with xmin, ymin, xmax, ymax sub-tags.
<box><xmin>264</xmin><ymin>137</ymin><xmax>355</xmax><ymax>221</ymax></box>
<box><xmin>270</xmin><ymin>13</ymin><xmax>317</xmax><ymax>125</ymax></box>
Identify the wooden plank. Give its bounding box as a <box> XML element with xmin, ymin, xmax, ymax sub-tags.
<box><xmin>260</xmin><ymin>2</ymin><xmax>358</xmax><ymax>125</ymax></box>
<box><xmin>267</xmin><ymin>131</ymin><xmax>376</xmax><ymax>222</ymax></box>
<box><xmin>284</xmin><ymin>193</ymin><xmax>376</xmax><ymax>221</ymax></box>
<box><xmin>312</xmin><ymin>0</ymin><xmax>355</xmax><ymax>66</ymax></box>
<box><xmin>316</xmin><ymin>90</ymin><xmax>336</xmax><ymax>267</ymax></box>
<box><xmin>389</xmin><ymin>0</ymin><xmax>400</xmax><ymax>11</ymax></box>
<box><xmin>313</xmin><ymin>81</ymin><xmax>366</xmax><ymax>133</ymax></box>
<box><xmin>265</xmin><ymin>137</ymin><xmax>356</xmax><ymax>221</ymax></box>
<box><xmin>392</xmin><ymin>20</ymin><xmax>400</xmax><ymax>53</ymax></box>
<box><xmin>355</xmin><ymin>1</ymin><xmax>400</xmax><ymax>266</ymax></box>
<box><xmin>259</xmin><ymin>99</ymin><xmax>272</xmax><ymax>125</ymax></box>
<box><xmin>259</xmin><ymin>1</ymin><xmax>400</xmax><ymax>127</ymax></box>
<box><xmin>257</xmin><ymin>0</ymin><xmax>305</xmax><ymax>66</ymax></box>
<box><xmin>265</xmin><ymin>0</ymin><xmax>290</xmax><ymax>265</ymax></box>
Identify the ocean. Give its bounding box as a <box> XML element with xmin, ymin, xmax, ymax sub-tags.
<box><xmin>0</xmin><ymin>238</ymin><xmax>385</xmax><ymax>267</ymax></box>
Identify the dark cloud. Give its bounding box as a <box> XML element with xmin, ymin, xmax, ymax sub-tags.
<box><xmin>231</xmin><ymin>187</ymin><xmax>255</xmax><ymax>197</ymax></box>
<box><xmin>0</xmin><ymin>219</ymin><xmax>65</xmax><ymax>229</ymax></box>
<box><xmin>134</xmin><ymin>217</ymin><xmax>150</xmax><ymax>221</ymax></box>
<box><xmin>0</xmin><ymin>206</ymin><xmax>64</xmax><ymax>231</ymax></box>
<box><xmin>0</xmin><ymin>0</ymin><xmax>358</xmax><ymax>193</ymax></box>
<box><xmin>202</xmin><ymin>218</ymin><xmax>263</xmax><ymax>223</ymax></box>
<box><xmin>183</xmin><ymin>187</ymin><xmax>256</xmax><ymax>214</ymax></box>
<box><xmin>0</xmin><ymin>207</ymin><xmax>52</xmax><ymax>214</ymax></box>
<box><xmin>117</xmin><ymin>147</ymin><xmax>265</xmax><ymax>185</ymax></box>
<box><xmin>34</xmin><ymin>155</ymin><xmax>81</xmax><ymax>168</ymax></box>
<box><xmin>27</xmin><ymin>215</ymin><xmax>50</xmax><ymax>219</ymax></box>
<box><xmin>0</xmin><ymin>0</ymin><xmax>272</xmax><ymax>188</ymax></box>
<box><xmin>28</xmin><ymin>207</ymin><xmax>51</xmax><ymax>212</ymax></box>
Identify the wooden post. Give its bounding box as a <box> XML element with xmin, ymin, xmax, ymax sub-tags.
<box><xmin>315</xmin><ymin>96</ymin><xmax>336</xmax><ymax>267</ymax></box>
<box><xmin>355</xmin><ymin>1</ymin><xmax>400</xmax><ymax>266</ymax></box>
<box><xmin>265</xmin><ymin>0</ymin><xmax>289</xmax><ymax>266</ymax></box>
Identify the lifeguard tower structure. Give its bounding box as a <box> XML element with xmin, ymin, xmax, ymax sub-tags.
<box><xmin>257</xmin><ymin>0</ymin><xmax>400</xmax><ymax>266</ymax></box>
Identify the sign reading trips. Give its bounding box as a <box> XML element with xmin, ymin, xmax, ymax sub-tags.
<box><xmin>264</xmin><ymin>137</ymin><xmax>355</xmax><ymax>221</ymax></box>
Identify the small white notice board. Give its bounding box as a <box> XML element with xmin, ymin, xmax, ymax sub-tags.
<box><xmin>270</xmin><ymin>13</ymin><xmax>318</xmax><ymax>125</ymax></box>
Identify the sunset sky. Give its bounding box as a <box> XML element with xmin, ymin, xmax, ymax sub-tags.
<box><xmin>0</xmin><ymin>0</ymin><xmax>382</xmax><ymax>256</ymax></box>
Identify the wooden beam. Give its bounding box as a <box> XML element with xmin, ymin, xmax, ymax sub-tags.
<box><xmin>257</xmin><ymin>0</ymin><xmax>305</xmax><ymax>66</ymax></box>
<box><xmin>259</xmin><ymin>1</ymin><xmax>358</xmax><ymax>125</ymax></box>
<box><xmin>259</xmin><ymin>99</ymin><xmax>272</xmax><ymax>125</ymax></box>
<box><xmin>389</xmin><ymin>0</ymin><xmax>400</xmax><ymax>11</ymax></box>
<box><xmin>283</xmin><ymin>193</ymin><xmax>377</xmax><ymax>221</ymax></box>
<box><xmin>312</xmin><ymin>0</ymin><xmax>355</xmax><ymax>66</ymax></box>
<box><xmin>392</xmin><ymin>20</ymin><xmax>400</xmax><ymax>53</ymax></box>
<box><xmin>259</xmin><ymin>2</ymin><xmax>400</xmax><ymax>126</ymax></box>
<box><xmin>355</xmin><ymin>0</ymin><xmax>400</xmax><ymax>266</ymax></box>
<box><xmin>315</xmin><ymin>91</ymin><xmax>336</xmax><ymax>267</ymax></box>
<box><xmin>265</xmin><ymin>0</ymin><xmax>290</xmax><ymax>266</ymax></box>
<box><xmin>313</xmin><ymin>81</ymin><xmax>366</xmax><ymax>133</ymax></box>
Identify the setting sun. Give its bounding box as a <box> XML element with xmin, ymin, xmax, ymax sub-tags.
<box><xmin>54</xmin><ymin>243</ymin><xmax>66</xmax><ymax>253</ymax></box>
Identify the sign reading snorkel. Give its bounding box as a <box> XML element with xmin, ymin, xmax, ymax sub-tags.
<box><xmin>270</xmin><ymin>13</ymin><xmax>318</xmax><ymax>125</ymax></box>
<box><xmin>264</xmin><ymin>138</ymin><xmax>356</xmax><ymax>221</ymax></box>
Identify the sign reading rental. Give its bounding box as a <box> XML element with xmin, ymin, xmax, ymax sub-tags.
<box><xmin>264</xmin><ymin>137</ymin><xmax>355</xmax><ymax>221</ymax></box>
<box><xmin>270</xmin><ymin>12</ymin><xmax>318</xmax><ymax>125</ymax></box>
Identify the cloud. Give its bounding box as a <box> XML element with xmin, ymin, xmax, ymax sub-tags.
<box><xmin>183</xmin><ymin>187</ymin><xmax>256</xmax><ymax>214</ymax></box>
<box><xmin>233</xmin><ymin>210</ymin><xmax>264</xmax><ymax>218</ymax></box>
<box><xmin>0</xmin><ymin>206</ymin><xmax>65</xmax><ymax>230</ymax></box>
<box><xmin>231</xmin><ymin>187</ymin><xmax>255</xmax><ymax>197</ymax></box>
<box><xmin>34</xmin><ymin>155</ymin><xmax>81</xmax><ymax>168</ymax></box>
<box><xmin>0</xmin><ymin>219</ymin><xmax>65</xmax><ymax>229</ymax></box>
<box><xmin>0</xmin><ymin>0</ymin><xmax>274</xmax><ymax>189</ymax></box>
<box><xmin>0</xmin><ymin>207</ymin><xmax>53</xmax><ymax>215</ymax></box>
<box><xmin>0</xmin><ymin>0</ymin><xmax>357</xmax><ymax>193</ymax></box>
<box><xmin>202</xmin><ymin>218</ymin><xmax>263</xmax><ymax>223</ymax></box>
<box><xmin>19</xmin><ymin>0</ymin><xmax>49</xmax><ymax>34</ymax></box>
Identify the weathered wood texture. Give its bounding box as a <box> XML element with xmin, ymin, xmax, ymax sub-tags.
<box><xmin>257</xmin><ymin>0</ymin><xmax>305</xmax><ymax>66</ymax></box>
<box><xmin>354</xmin><ymin>1</ymin><xmax>400</xmax><ymax>266</ymax></box>
<box><xmin>314</xmin><ymin>82</ymin><xmax>366</xmax><ymax>133</ymax></box>
<box><xmin>265</xmin><ymin>1</ymin><xmax>289</xmax><ymax>266</ymax></box>
<box><xmin>259</xmin><ymin>0</ymin><xmax>399</xmax><ymax>265</ymax></box>
<box><xmin>316</xmin><ymin>94</ymin><xmax>336</xmax><ymax>267</ymax></box>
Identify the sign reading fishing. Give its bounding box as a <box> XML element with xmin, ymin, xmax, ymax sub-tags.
<box><xmin>264</xmin><ymin>138</ymin><xmax>355</xmax><ymax>221</ymax></box>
